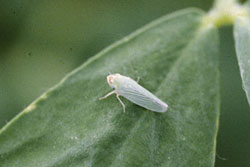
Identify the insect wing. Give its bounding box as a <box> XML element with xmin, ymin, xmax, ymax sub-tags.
<box><xmin>118</xmin><ymin>77</ymin><xmax>168</xmax><ymax>112</ymax></box>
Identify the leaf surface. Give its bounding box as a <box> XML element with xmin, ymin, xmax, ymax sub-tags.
<box><xmin>234</xmin><ymin>12</ymin><xmax>250</xmax><ymax>105</ymax></box>
<box><xmin>0</xmin><ymin>9</ymin><xmax>220</xmax><ymax>167</ymax></box>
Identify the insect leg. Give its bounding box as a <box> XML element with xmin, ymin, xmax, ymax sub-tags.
<box><xmin>99</xmin><ymin>90</ymin><xmax>116</xmax><ymax>100</ymax></box>
<box><xmin>116</xmin><ymin>95</ymin><xmax>126</xmax><ymax>112</ymax></box>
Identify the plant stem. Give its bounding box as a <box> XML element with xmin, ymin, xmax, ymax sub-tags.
<box><xmin>201</xmin><ymin>0</ymin><xmax>248</xmax><ymax>28</ymax></box>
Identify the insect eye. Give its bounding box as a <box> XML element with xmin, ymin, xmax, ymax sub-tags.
<box><xmin>108</xmin><ymin>77</ymin><xmax>114</xmax><ymax>84</ymax></box>
<box><xmin>107</xmin><ymin>75</ymin><xmax>115</xmax><ymax>87</ymax></box>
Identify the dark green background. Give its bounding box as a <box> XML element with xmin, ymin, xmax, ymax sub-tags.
<box><xmin>0</xmin><ymin>0</ymin><xmax>249</xmax><ymax>166</ymax></box>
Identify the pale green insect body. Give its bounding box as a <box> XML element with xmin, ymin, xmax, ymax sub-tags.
<box><xmin>100</xmin><ymin>73</ymin><xmax>168</xmax><ymax>113</ymax></box>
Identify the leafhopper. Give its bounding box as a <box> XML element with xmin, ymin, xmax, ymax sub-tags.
<box><xmin>99</xmin><ymin>73</ymin><xmax>168</xmax><ymax>112</ymax></box>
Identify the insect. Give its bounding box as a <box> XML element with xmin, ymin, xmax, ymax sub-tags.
<box><xmin>99</xmin><ymin>73</ymin><xmax>168</xmax><ymax>113</ymax></box>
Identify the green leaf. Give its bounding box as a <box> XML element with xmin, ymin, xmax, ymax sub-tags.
<box><xmin>234</xmin><ymin>15</ymin><xmax>250</xmax><ymax>105</ymax></box>
<box><xmin>0</xmin><ymin>8</ymin><xmax>220</xmax><ymax>167</ymax></box>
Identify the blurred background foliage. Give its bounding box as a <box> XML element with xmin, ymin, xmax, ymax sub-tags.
<box><xmin>0</xmin><ymin>0</ymin><xmax>249</xmax><ymax>166</ymax></box>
